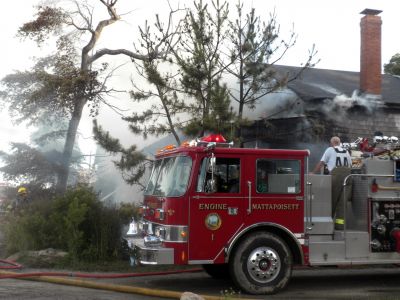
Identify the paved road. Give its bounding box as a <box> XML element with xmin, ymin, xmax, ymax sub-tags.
<box><xmin>2</xmin><ymin>222</ymin><xmax>400</xmax><ymax>299</ymax></box>
<box><xmin>100</xmin><ymin>265</ymin><xmax>400</xmax><ymax>299</ymax></box>
<box><xmin>1</xmin><ymin>265</ymin><xmax>400</xmax><ymax>299</ymax></box>
<box><xmin>0</xmin><ymin>278</ymin><xmax>160</xmax><ymax>300</ymax></box>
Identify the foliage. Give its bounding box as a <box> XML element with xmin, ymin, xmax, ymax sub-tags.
<box><xmin>220</xmin><ymin>287</ymin><xmax>241</xmax><ymax>299</ymax></box>
<box><xmin>118</xmin><ymin>202</ymin><xmax>140</xmax><ymax>224</ymax></box>
<box><xmin>0</xmin><ymin>1</ymin><xmax>116</xmax><ymax>192</ymax></box>
<box><xmin>18</xmin><ymin>6</ymin><xmax>67</xmax><ymax>44</ymax></box>
<box><xmin>2</xmin><ymin>186</ymin><xmax>136</xmax><ymax>262</ymax></box>
<box><xmin>2</xmin><ymin>188</ymin><xmax>58</xmax><ymax>253</ymax></box>
<box><xmin>174</xmin><ymin>0</ymin><xmax>234</xmax><ymax>137</ymax></box>
<box><xmin>0</xmin><ymin>0</ymin><xmax>319</xmax><ymax>191</ymax></box>
<box><xmin>127</xmin><ymin>59</ymin><xmax>186</xmax><ymax>145</ymax></box>
<box><xmin>124</xmin><ymin>0</ymin><xmax>318</xmax><ymax>148</ymax></box>
<box><xmin>0</xmin><ymin>143</ymin><xmax>61</xmax><ymax>187</ymax></box>
<box><xmin>86</xmin><ymin>0</ymin><xmax>319</xmax><ymax>188</ymax></box>
<box><xmin>384</xmin><ymin>53</ymin><xmax>400</xmax><ymax>75</ymax></box>
<box><xmin>0</xmin><ymin>0</ymin><xmax>173</xmax><ymax>193</ymax></box>
<box><xmin>1</xmin><ymin>35</ymin><xmax>105</xmax><ymax>125</ymax></box>
<box><xmin>124</xmin><ymin>0</ymin><xmax>236</xmax><ymax>143</ymax></box>
<box><xmin>92</xmin><ymin>120</ymin><xmax>151</xmax><ymax>188</ymax></box>
<box><xmin>125</xmin><ymin>10</ymin><xmax>186</xmax><ymax>145</ymax></box>
<box><xmin>224</xmin><ymin>2</ymin><xmax>314</xmax><ymax>133</ymax></box>
<box><xmin>0</xmin><ymin>121</ymin><xmax>83</xmax><ymax>188</ymax></box>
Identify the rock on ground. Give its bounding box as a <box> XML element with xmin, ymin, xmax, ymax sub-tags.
<box><xmin>180</xmin><ymin>292</ymin><xmax>205</xmax><ymax>300</ymax></box>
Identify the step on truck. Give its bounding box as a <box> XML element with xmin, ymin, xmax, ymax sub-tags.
<box><xmin>125</xmin><ymin>134</ymin><xmax>400</xmax><ymax>294</ymax></box>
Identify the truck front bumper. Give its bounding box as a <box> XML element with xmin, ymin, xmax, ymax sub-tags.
<box><xmin>125</xmin><ymin>235</ymin><xmax>174</xmax><ymax>265</ymax></box>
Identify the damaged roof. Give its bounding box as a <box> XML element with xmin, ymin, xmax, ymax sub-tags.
<box><xmin>274</xmin><ymin>65</ymin><xmax>400</xmax><ymax>105</ymax></box>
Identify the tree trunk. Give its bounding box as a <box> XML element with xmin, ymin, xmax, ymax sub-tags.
<box><xmin>57</xmin><ymin>98</ymin><xmax>86</xmax><ymax>193</ymax></box>
<box><xmin>171</xmin><ymin>126</ymin><xmax>181</xmax><ymax>145</ymax></box>
<box><xmin>237</xmin><ymin>58</ymin><xmax>245</xmax><ymax>145</ymax></box>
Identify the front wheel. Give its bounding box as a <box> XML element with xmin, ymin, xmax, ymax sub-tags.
<box><xmin>229</xmin><ymin>231</ymin><xmax>292</xmax><ymax>295</ymax></box>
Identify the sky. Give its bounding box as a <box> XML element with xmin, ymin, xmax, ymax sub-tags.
<box><xmin>0</xmin><ymin>0</ymin><xmax>399</xmax><ymax>160</ymax></box>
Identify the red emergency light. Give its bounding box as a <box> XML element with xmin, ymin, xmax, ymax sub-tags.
<box><xmin>200</xmin><ymin>134</ymin><xmax>227</xmax><ymax>143</ymax></box>
<box><xmin>371</xmin><ymin>179</ymin><xmax>378</xmax><ymax>193</ymax></box>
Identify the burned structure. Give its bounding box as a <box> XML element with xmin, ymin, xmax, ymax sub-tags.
<box><xmin>243</xmin><ymin>9</ymin><xmax>400</xmax><ymax>152</ymax></box>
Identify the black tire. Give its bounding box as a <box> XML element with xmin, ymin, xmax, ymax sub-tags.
<box><xmin>202</xmin><ymin>263</ymin><xmax>230</xmax><ymax>279</ymax></box>
<box><xmin>229</xmin><ymin>231</ymin><xmax>292</xmax><ymax>295</ymax></box>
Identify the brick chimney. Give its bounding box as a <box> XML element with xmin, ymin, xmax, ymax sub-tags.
<box><xmin>360</xmin><ymin>9</ymin><xmax>382</xmax><ymax>96</ymax></box>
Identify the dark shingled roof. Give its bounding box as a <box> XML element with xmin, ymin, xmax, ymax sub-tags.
<box><xmin>274</xmin><ymin>65</ymin><xmax>400</xmax><ymax>105</ymax></box>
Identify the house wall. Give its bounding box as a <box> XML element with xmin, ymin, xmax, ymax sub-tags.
<box><xmin>241</xmin><ymin>104</ymin><xmax>400</xmax><ymax>167</ymax></box>
<box><xmin>311</xmin><ymin>106</ymin><xmax>400</xmax><ymax>142</ymax></box>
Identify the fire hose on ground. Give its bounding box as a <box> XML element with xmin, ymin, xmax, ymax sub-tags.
<box><xmin>0</xmin><ymin>259</ymin><xmax>227</xmax><ymax>300</ymax></box>
<box><xmin>0</xmin><ymin>259</ymin><xmax>22</xmax><ymax>269</ymax></box>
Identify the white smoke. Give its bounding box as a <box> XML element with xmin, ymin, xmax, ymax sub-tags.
<box><xmin>243</xmin><ymin>88</ymin><xmax>305</xmax><ymax>121</ymax></box>
<box><xmin>333</xmin><ymin>89</ymin><xmax>382</xmax><ymax>113</ymax></box>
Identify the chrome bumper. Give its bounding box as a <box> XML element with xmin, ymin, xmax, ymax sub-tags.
<box><xmin>125</xmin><ymin>235</ymin><xmax>174</xmax><ymax>265</ymax></box>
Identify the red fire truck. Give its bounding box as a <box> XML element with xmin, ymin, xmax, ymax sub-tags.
<box><xmin>126</xmin><ymin>134</ymin><xmax>400</xmax><ymax>294</ymax></box>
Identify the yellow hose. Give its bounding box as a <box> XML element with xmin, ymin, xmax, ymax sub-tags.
<box><xmin>0</xmin><ymin>270</ymin><xmax>242</xmax><ymax>300</ymax></box>
<box><xmin>377</xmin><ymin>184</ymin><xmax>400</xmax><ymax>191</ymax></box>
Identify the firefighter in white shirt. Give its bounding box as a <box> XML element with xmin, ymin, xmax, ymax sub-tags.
<box><xmin>312</xmin><ymin>136</ymin><xmax>352</xmax><ymax>230</ymax></box>
<box><xmin>312</xmin><ymin>136</ymin><xmax>352</xmax><ymax>174</ymax></box>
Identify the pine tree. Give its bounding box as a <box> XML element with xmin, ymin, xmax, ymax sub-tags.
<box><xmin>173</xmin><ymin>0</ymin><xmax>235</xmax><ymax>137</ymax></box>
<box><xmin>224</xmin><ymin>2</ymin><xmax>318</xmax><ymax>142</ymax></box>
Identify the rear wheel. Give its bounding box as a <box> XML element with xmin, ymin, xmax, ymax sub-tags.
<box><xmin>202</xmin><ymin>263</ymin><xmax>230</xmax><ymax>279</ymax></box>
<box><xmin>229</xmin><ymin>231</ymin><xmax>292</xmax><ymax>295</ymax></box>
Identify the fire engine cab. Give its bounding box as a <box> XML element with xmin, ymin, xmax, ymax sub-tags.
<box><xmin>126</xmin><ymin>134</ymin><xmax>400</xmax><ymax>294</ymax></box>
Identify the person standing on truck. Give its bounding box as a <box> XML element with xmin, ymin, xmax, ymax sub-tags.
<box><xmin>312</xmin><ymin>136</ymin><xmax>352</xmax><ymax>174</ymax></box>
<box><xmin>312</xmin><ymin>136</ymin><xmax>353</xmax><ymax>230</ymax></box>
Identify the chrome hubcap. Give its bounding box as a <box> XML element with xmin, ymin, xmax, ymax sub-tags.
<box><xmin>246</xmin><ymin>247</ymin><xmax>281</xmax><ymax>283</ymax></box>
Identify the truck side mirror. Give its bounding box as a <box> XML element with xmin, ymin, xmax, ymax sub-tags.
<box><xmin>206</xmin><ymin>154</ymin><xmax>217</xmax><ymax>193</ymax></box>
<box><xmin>208</xmin><ymin>155</ymin><xmax>216</xmax><ymax>173</ymax></box>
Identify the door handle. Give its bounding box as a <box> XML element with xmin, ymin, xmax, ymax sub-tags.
<box><xmin>247</xmin><ymin>181</ymin><xmax>252</xmax><ymax>214</ymax></box>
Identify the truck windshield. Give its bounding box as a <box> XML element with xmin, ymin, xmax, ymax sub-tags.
<box><xmin>144</xmin><ymin>156</ymin><xmax>192</xmax><ymax>197</ymax></box>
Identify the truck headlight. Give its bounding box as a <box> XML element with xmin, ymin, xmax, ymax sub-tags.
<box><xmin>144</xmin><ymin>235</ymin><xmax>162</xmax><ymax>247</ymax></box>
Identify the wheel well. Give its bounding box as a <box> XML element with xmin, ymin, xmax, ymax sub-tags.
<box><xmin>228</xmin><ymin>226</ymin><xmax>303</xmax><ymax>265</ymax></box>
